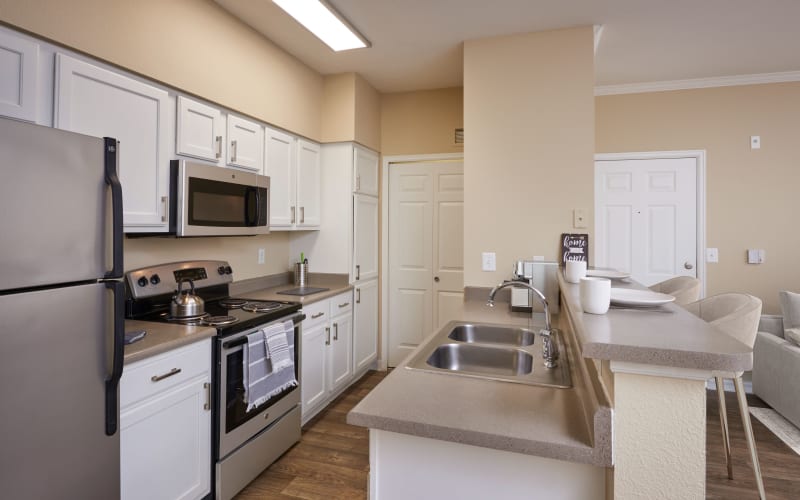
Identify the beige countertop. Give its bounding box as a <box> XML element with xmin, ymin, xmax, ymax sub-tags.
<box><xmin>124</xmin><ymin>273</ymin><xmax>353</xmax><ymax>364</ymax></box>
<box><xmin>347</xmin><ymin>296</ymin><xmax>613</xmax><ymax>466</ymax></box>
<box><xmin>559</xmin><ymin>273</ymin><xmax>753</xmax><ymax>371</ymax></box>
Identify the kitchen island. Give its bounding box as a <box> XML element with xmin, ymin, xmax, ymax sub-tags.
<box><xmin>348</xmin><ymin>275</ymin><xmax>753</xmax><ymax>499</ymax></box>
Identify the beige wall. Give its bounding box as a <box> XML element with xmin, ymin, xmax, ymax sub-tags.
<box><xmin>354</xmin><ymin>73</ymin><xmax>381</xmax><ymax>152</ymax></box>
<box><xmin>596</xmin><ymin>83</ymin><xmax>800</xmax><ymax>313</ymax></box>
<box><xmin>321</xmin><ymin>73</ymin><xmax>357</xmax><ymax>144</ymax></box>
<box><xmin>463</xmin><ymin>27</ymin><xmax>595</xmax><ymax>286</ymax></box>
<box><xmin>381</xmin><ymin>87</ymin><xmax>464</xmax><ymax>156</ymax></box>
<box><xmin>124</xmin><ymin>233</ymin><xmax>290</xmax><ymax>277</ymax></box>
<box><xmin>0</xmin><ymin>0</ymin><xmax>323</xmax><ymax>140</ymax></box>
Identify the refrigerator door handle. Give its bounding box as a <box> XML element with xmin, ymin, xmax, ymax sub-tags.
<box><xmin>103</xmin><ymin>138</ymin><xmax>123</xmax><ymax>278</ymax></box>
<box><xmin>105</xmin><ymin>280</ymin><xmax>125</xmax><ymax>436</ymax></box>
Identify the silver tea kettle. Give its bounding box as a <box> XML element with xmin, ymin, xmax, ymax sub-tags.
<box><xmin>171</xmin><ymin>279</ymin><xmax>205</xmax><ymax>318</ymax></box>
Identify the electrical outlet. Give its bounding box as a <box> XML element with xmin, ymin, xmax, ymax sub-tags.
<box><xmin>481</xmin><ymin>252</ymin><xmax>496</xmax><ymax>271</ymax></box>
<box><xmin>747</xmin><ymin>249</ymin><xmax>765</xmax><ymax>264</ymax></box>
<box><xmin>750</xmin><ymin>135</ymin><xmax>761</xmax><ymax>150</ymax></box>
<box><xmin>706</xmin><ymin>248</ymin><xmax>719</xmax><ymax>263</ymax></box>
<box><xmin>257</xmin><ymin>248</ymin><xmax>265</xmax><ymax>264</ymax></box>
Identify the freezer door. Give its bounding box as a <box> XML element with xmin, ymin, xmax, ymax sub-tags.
<box><xmin>0</xmin><ymin>117</ymin><xmax>116</xmax><ymax>291</ymax></box>
<box><xmin>0</xmin><ymin>283</ymin><xmax>120</xmax><ymax>499</ymax></box>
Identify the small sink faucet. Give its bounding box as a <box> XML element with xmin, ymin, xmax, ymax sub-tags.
<box><xmin>487</xmin><ymin>281</ymin><xmax>559</xmax><ymax>368</ymax></box>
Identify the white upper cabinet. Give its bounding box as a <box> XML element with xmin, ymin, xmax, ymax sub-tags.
<box><xmin>296</xmin><ymin>139</ymin><xmax>321</xmax><ymax>228</ymax></box>
<box><xmin>354</xmin><ymin>145</ymin><xmax>379</xmax><ymax>196</ymax></box>
<box><xmin>176</xmin><ymin>96</ymin><xmax>222</xmax><ymax>163</ymax></box>
<box><xmin>353</xmin><ymin>193</ymin><xmax>379</xmax><ymax>282</ymax></box>
<box><xmin>227</xmin><ymin>114</ymin><xmax>264</xmax><ymax>173</ymax></box>
<box><xmin>0</xmin><ymin>30</ymin><xmax>39</xmax><ymax>122</ymax></box>
<box><xmin>265</xmin><ymin>127</ymin><xmax>296</xmax><ymax>228</ymax></box>
<box><xmin>55</xmin><ymin>53</ymin><xmax>170</xmax><ymax>232</ymax></box>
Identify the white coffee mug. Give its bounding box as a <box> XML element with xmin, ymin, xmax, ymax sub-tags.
<box><xmin>580</xmin><ymin>277</ymin><xmax>611</xmax><ymax>314</ymax></box>
<box><xmin>565</xmin><ymin>260</ymin><xmax>587</xmax><ymax>284</ymax></box>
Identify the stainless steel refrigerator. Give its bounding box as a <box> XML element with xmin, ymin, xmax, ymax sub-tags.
<box><xmin>0</xmin><ymin>117</ymin><xmax>124</xmax><ymax>499</ymax></box>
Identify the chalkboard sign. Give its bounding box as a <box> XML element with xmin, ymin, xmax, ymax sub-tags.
<box><xmin>561</xmin><ymin>233</ymin><xmax>589</xmax><ymax>266</ymax></box>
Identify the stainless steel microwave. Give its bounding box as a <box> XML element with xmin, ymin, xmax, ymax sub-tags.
<box><xmin>169</xmin><ymin>160</ymin><xmax>269</xmax><ymax>237</ymax></box>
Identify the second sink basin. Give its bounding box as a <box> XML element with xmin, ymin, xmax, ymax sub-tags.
<box><xmin>426</xmin><ymin>343</ymin><xmax>533</xmax><ymax>376</ymax></box>
<box><xmin>447</xmin><ymin>324</ymin><xmax>535</xmax><ymax>347</ymax></box>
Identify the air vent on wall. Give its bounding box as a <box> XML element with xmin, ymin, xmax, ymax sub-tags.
<box><xmin>454</xmin><ymin>128</ymin><xmax>464</xmax><ymax>145</ymax></box>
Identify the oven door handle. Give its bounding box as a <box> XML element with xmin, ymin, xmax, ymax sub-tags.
<box><xmin>221</xmin><ymin>313</ymin><xmax>306</xmax><ymax>349</ymax></box>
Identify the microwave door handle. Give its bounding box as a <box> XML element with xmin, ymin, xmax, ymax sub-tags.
<box><xmin>103</xmin><ymin>138</ymin><xmax>123</xmax><ymax>278</ymax></box>
<box><xmin>244</xmin><ymin>186</ymin><xmax>258</xmax><ymax>226</ymax></box>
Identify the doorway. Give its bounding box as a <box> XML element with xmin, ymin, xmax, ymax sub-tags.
<box><xmin>594</xmin><ymin>151</ymin><xmax>706</xmax><ymax>291</ymax></box>
<box><xmin>384</xmin><ymin>158</ymin><xmax>464</xmax><ymax>367</ymax></box>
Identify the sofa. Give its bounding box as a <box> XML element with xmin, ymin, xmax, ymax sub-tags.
<box><xmin>752</xmin><ymin>314</ymin><xmax>800</xmax><ymax>428</ymax></box>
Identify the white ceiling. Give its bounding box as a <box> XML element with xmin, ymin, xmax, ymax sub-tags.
<box><xmin>215</xmin><ymin>0</ymin><xmax>800</xmax><ymax>93</ymax></box>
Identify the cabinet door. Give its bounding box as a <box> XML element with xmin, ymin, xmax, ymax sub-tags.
<box><xmin>353</xmin><ymin>194</ymin><xmax>379</xmax><ymax>282</ymax></box>
<box><xmin>227</xmin><ymin>114</ymin><xmax>264</xmax><ymax>173</ymax></box>
<box><xmin>121</xmin><ymin>379</ymin><xmax>211</xmax><ymax>500</ymax></box>
<box><xmin>265</xmin><ymin>127</ymin><xmax>296</xmax><ymax>228</ymax></box>
<box><xmin>176</xmin><ymin>96</ymin><xmax>222</xmax><ymax>162</ymax></box>
<box><xmin>296</xmin><ymin>139</ymin><xmax>321</xmax><ymax>228</ymax></box>
<box><xmin>354</xmin><ymin>145</ymin><xmax>379</xmax><ymax>196</ymax></box>
<box><xmin>0</xmin><ymin>29</ymin><xmax>38</xmax><ymax>122</ymax></box>
<box><xmin>301</xmin><ymin>321</ymin><xmax>329</xmax><ymax>415</ymax></box>
<box><xmin>353</xmin><ymin>279</ymin><xmax>379</xmax><ymax>373</ymax></box>
<box><xmin>55</xmin><ymin>54</ymin><xmax>170</xmax><ymax>231</ymax></box>
<box><xmin>330</xmin><ymin>311</ymin><xmax>353</xmax><ymax>393</ymax></box>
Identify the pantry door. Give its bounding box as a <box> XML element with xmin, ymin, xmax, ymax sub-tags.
<box><xmin>388</xmin><ymin>161</ymin><xmax>464</xmax><ymax>367</ymax></box>
<box><xmin>595</xmin><ymin>153</ymin><xmax>703</xmax><ymax>287</ymax></box>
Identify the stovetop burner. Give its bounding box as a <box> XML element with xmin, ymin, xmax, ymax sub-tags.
<box><xmin>241</xmin><ymin>301</ymin><xmax>283</xmax><ymax>313</ymax></box>
<box><xmin>166</xmin><ymin>312</ymin><xmax>209</xmax><ymax>322</ymax></box>
<box><xmin>219</xmin><ymin>298</ymin><xmax>248</xmax><ymax>309</ymax></box>
<box><xmin>202</xmin><ymin>315</ymin><xmax>238</xmax><ymax>326</ymax></box>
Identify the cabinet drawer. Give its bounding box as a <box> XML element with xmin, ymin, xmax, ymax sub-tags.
<box><xmin>121</xmin><ymin>340</ymin><xmax>210</xmax><ymax>409</ymax></box>
<box><xmin>302</xmin><ymin>299</ymin><xmax>329</xmax><ymax>329</ymax></box>
<box><xmin>330</xmin><ymin>291</ymin><xmax>353</xmax><ymax>316</ymax></box>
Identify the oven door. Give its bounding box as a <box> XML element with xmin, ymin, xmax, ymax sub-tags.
<box><xmin>217</xmin><ymin>314</ymin><xmax>302</xmax><ymax>459</ymax></box>
<box><xmin>174</xmin><ymin>160</ymin><xmax>270</xmax><ymax>237</ymax></box>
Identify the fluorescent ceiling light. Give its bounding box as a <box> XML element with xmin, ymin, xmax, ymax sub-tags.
<box><xmin>273</xmin><ymin>0</ymin><xmax>370</xmax><ymax>52</ymax></box>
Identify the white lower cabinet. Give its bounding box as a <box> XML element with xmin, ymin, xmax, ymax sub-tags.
<box><xmin>120</xmin><ymin>340</ymin><xmax>211</xmax><ymax>500</ymax></box>
<box><xmin>353</xmin><ymin>279</ymin><xmax>379</xmax><ymax>374</ymax></box>
<box><xmin>300</xmin><ymin>292</ymin><xmax>353</xmax><ymax>423</ymax></box>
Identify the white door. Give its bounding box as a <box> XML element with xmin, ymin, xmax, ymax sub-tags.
<box><xmin>388</xmin><ymin>161</ymin><xmax>464</xmax><ymax>366</ymax></box>
<box><xmin>353</xmin><ymin>194</ymin><xmax>379</xmax><ymax>282</ymax></box>
<box><xmin>265</xmin><ymin>127</ymin><xmax>296</xmax><ymax>228</ymax></box>
<box><xmin>227</xmin><ymin>115</ymin><xmax>264</xmax><ymax>173</ymax></box>
<box><xmin>0</xmin><ymin>30</ymin><xmax>39</xmax><ymax>122</ymax></box>
<box><xmin>595</xmin><ymin>156</ymin><xmax>698</xmax><ymax>286</ymax></box>
<box><xmin>296</xmin><ymin>139</ymin><xmax>321</xmax><ymax>228</ymax></box>
<box><xmin>176</xmin><ymin>96</ymin><xmax>222</xmax><ymax>163</ymax></box>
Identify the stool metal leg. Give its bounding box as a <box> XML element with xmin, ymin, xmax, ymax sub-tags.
<box><xmin>715</xmin><ymin>376</ymin><xmax>734</xmax><ymax>479</ymax></box>
<box><xmin>733</xmin><ymin>376</ymin><xmax>766</xmax><ymax>500</ymax></box>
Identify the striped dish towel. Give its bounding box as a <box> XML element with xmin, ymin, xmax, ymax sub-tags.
<box><xmin>243</xmin><ymin>322</ymin><xmax>297</xmax><ymax>411</ymax></box>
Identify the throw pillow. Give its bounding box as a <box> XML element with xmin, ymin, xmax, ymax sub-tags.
<box><xmin>779</xmin><ymin>291</ymin><xmax>800</xmax><ymax>331</ymax></box>
<box><xmin>785</xmin><ymin>327</ymin><xmax>800</xmax><ymax>347</ymax></box>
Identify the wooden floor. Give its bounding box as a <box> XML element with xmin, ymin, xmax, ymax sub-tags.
<box><xmin>236</xmin><ymin>370</ymin><xmax>800</xmax><ymax>499</ymax></box>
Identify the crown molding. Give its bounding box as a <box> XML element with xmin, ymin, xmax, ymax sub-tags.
<box><xmin>594</xmin><ymin>71</ymin><xmax>800</xmax><ymax>96</ymax></box>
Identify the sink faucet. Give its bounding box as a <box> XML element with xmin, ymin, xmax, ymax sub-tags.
<box><xmin>487</xmin><ymin>281</ymin><xmax>559</xmax><ymax>368</ymax></box>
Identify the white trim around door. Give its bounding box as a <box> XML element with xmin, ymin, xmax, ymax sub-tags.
<box><xmin>380</xmin><ymin>153</ymin><xmax>464</xmax><ymax>370</ymax></box>
<box><xmin>594</xmin><ymin>150</ymin><xmax>707</xmax><ymax>298</ymax></box>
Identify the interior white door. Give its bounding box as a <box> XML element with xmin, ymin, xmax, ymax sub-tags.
<box><xmin>595</xmin><ymin>157</ymin><xmax>697</xmax><ymax>286</ymax></box>
<box><xmin>388</xmin><ymin>161</ymin><xmax>464</xmax><ymax>366</ymax></box>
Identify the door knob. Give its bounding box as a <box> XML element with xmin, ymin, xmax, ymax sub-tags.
<box><xmin>434</xmin><ymin>276</ymin><xmax>440</xmax><ymax>282</ymax></box>
<box><xmin>684</xmin><ymin>262</ymin><xmax>694</xmax><ymax>270</ymax></box>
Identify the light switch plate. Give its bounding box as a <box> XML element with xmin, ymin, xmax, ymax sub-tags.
<box><xmin>481</xmin><ymin>252</ymin><xmax>496</xmax><ymax>271</ymax></box>
<box><xmin>706</xmin><ymin>248</ymin><xmax>719</xmax><ymax>263</ymax></box>
<box><xmin>257</xmin><ymin>248</ymin><xmax>265</xmax><ymax>264</ymax></box>
<box><xmin>747</xmin><ymin>249</ymin><xmax>765</xmax><ymax>264</ymax></box>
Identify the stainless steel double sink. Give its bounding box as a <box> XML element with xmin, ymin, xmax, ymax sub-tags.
<box><xmin>405</xmin><ymin>321</ymin><xmax>572</xmax><ymax>388</ymax></box>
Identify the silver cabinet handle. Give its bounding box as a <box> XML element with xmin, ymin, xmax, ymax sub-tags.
<box><xmin>333</xmin><ymin>322</ymin><xmax>339</xmax><ymax>341</ymax></box>
<box><xmin>684</xmin><ymin>262</ymin><xmax>694</xmax><ymax>270</ymax></box>
<box><xmin>215</xmin><ymin>136</ymin><xmax>222</xmax><ymax>159</ymax></box>
<box><xmin>203</xmin><ymin>382</ymin><xmax>211</xmax><ymax>411</ymax></box>
<box><xmin>355</xmin><ymin>265</ymin><xmax>360</xmax><ymax>281</ymax></box>
<box><xmin>231</xmin><ymin>140</ymin><xmax>238</xmax><ymax>163</ymax></box>
<box><xmin>300</xmin><ymin>206</ymin><xmax>305</xmax><ymax>224</ymax></box>
<box><xmin>338</xmin><ymin>302</ymin><xmax>350</xmax><ymax>308</ymax></box>
<box><xmin>291</xmin><ymin>206</ymin><xmax>296</xmax><ymax>224</ymax></box>
<box><xmin>356</xmin><ymin>175</ymin><xmax>361</xmax><ymax>192</ymax></box>
<box><xmin>161</xmin><ymin>196</ymin><xmax>168</xmax><ymax>222</ymax></box>
<box><xmin>356</xmin><ymin>288</ymin><xmax>361</xmax><ymax>304</ymax></box>
<box><xmin>151</xmin><ymin>367</ymin><xmax>181</xmax><ymax>382</ymax></box>
<box><xmin>311</xmin><ymin>312</ymin><xmax>324</xmax><ymax>319</ymax></box>
<box><xmin>325</xmin><ymin>327</ymin><xmax>330</xmax><ymax>346</ymax></box>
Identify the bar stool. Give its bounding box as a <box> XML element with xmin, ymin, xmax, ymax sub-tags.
<box><xmin>685</xmin><ymin>293</ymin><xmax>766</xmax><ymax>500</ymax></box>
<box><xmin>649</xmin><ymin>276</ymin><xmax>702</xmax><ymax>306</ymax></box>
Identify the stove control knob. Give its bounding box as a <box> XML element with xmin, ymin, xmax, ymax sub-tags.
<box><xmin>137</xmin><ymin>277</ymin><xmax>148</xmax><ymax>287</ymax></box>
<box><xmin>225</xmin><ymin>266</ymin><xmax>233</xmax><ymax>275</ymax></box>
<box><xmin>218</xmin><ymin>266</ymin><xmax>226</xmax><ymax>275</ymax></box>
<box><xmin>150</xmin><ymin>274</ymin><xmax>161</xmax><ymax>285</ymax></box>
